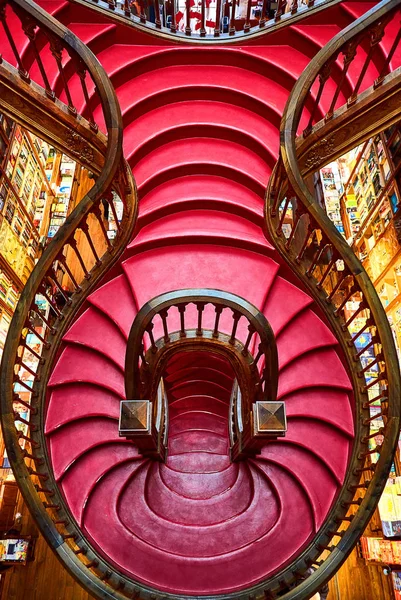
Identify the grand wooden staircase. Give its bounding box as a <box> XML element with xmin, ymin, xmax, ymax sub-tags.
<box><xmin>1</xmin><ymin>0</ymin><xmax>401</xmax><ymax>598</ymax></box>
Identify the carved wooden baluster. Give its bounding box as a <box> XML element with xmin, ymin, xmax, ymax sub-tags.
<box><xmin>290</xmin><ymin>0</ymin><xmax>298</xmax><ymax>15</ymax></box>
<box><xmin>229</xmin><ymin>310</ymin><xmax>241</xmax><ymax>344</ymax></box>
<box><xmin>24</xmin><ymin>321</ymin><xmax>49</xmax><ymax>346</ymax></box>
<box><xmin>196</xmin><ymin>302</ymin><xmax>205</xmax><ymax>335</ymax></box>
<box><xmin>139</xmin><ymin>342</ymin><xmax>150</xmax><ymax>370</ymax></box>
<box><xmin>316</xmin><ymin>247</ymin><xmax>336</xmax><ymax>289</ymax></box>
<box><xmin>139</xmin><ymin>0</ymin><xmax>147</xmax><ymax>22</ymax></box>
<box><xmin>12</xmin><ymin>395</ymin><xmax>35</xmax><ymax>413</ymax></box>
<box><xmin>185</xmin><ymin>0</ymin><xmax>191</xmax><ymax>35</ymax></box>
<box><xmin>17</xmin><ymin>431</ymin><xmax>40</xmax><ymax>448</ymax></box>
<box><xmin>274</xmin><ymin>0</ymin><xmax>286</xmax><ymax>22</ymax></box>
<box><xmin>159</xmin><ymin>309</ymin><xmax>170</xmax><ymax>342</ymax></box>
<box><xmin>305</xmin><ymin>242</ymin><xmax>330</xmax><ymax>278</ymax></box>
<box><xmin>326</xmin><ymin>270</ymin><xmax>352</xmax><ymax>303</ymax></box>
<box><xmin>343</xmin><ymin>301</ymin><xmax>367</xmax><ymax>330</ymax></box>
<box><xmin>56</xmin><ymin>253</ymin><xmax>82</xmax><ymax>291</ymax></box>
<box><xmin>39</xmin><ymin>284</ymin><xmax>62</xmax><ymax>318</ymax></box>
<box><xmin>0</xmin><ymin>2</ymin><xmax>30</xmax><ymax>81</ymax></box>
<box><xmin>259</xmin><ymin>0</ymin><xmax>268</xmax><ymax>27</ymax></box>
<box><xmin>46</xmin><ymin>271</ymin><xmax>72</xmax><ymax>305</ymax></box>
<box><xmin>68</xmin><ymin>238</ymin><xmax>90</xmax><ymax>279</ymax></box>
<box><xmin>178</xmin><ymin>304</ymin><xmax>186</xmax><ymax>337</ymax></box>
<box><xmin>28</xmin><ymin>468</ymin><xmax>48</xmax><ymax>480</ymax></box>
<box><xmin>79</xmin><ymin>222</ymin><xmax>102</xmax><ymax>267</ymax></box>
<box><xmin>14</xmin><ymin>411</ymin><xmax>35</xmax><ymax>429</ymax></box>
<box><xmin>375</xmin><ymin>21</ymin><xmax>401</xmax><ymax>87</ymax></box>
<box><xmin>154</xmin><ymin>0</ymin><xmax>161</xmax><ymax>27</ymax></box>
<box><xmin>241</xmin><ymin>324</ymin><xmax>255</xmax><ymax>355</ymax></box>
<box><xmin>295</xmin><ymin>222</ymin><xmax>315</xmax><ymax>262</ymax></box>
<box><xmin>17</xmin><ymin>11</ymin><xmax>55</xmax><ymax>98</ymax></box>
<box><xmin>22</xmin><ymin>338</ymin><xmax>43</xmax><ymax>363</ymax></box>
<box><xmin>30</xmin><ymin>303</ymin><xmax>56</xmax><ymax>333</ymax></box>
<box><xmin>244</xmin><ymin>0</ymin><xmax>252</xmax><ymax>32</ymax></box>
<box><xmin>364</xmin><ymin>372</ymin><xmax>385</xmax><ymax>391</ymax></box>
<box><xmin>213</xmin><ymin>304</ymin><xmax>223</xmax><ymax>337</ymax></box>
<box><xmin>93</xmin><ymin>204</ymin><xmax>113</xmax><ymax>252</ymax></box>
<box><xmin>285</xmin><ymin>205</ymin><xmax>304</xmax><ymax>249</ymax></box>
<box><xmin>146</xmin><ymin>322</ymin><xmax>157</xmax><ymax>353</ymax></box>
<box><xmin>200</xmin><ymin>0</ymin><xmax>206</xmax><ymax>36</ymax></box>
<box><xmin>124</xmin><ymin>0</ymin><xmax>131</xmax><ymax>15</ymax></box>
<box><xmin>364</xmin><ymin>391</ymin><xmax>386</xmax><ymax>407</ymax></box>
<box><xmin>333</xmin><ymin>283</ymin><xmax>358</xmax><ymax>316</ymax></box>
<box><xmin>105</xmin><ymin>194</ymin><xmax>122</xmax><ymax>232</ymax></box>
<box><xmin>276</xmin><ymin>195</ymin><xmax>292</xmax><ymax>234</ymax></box>
<box><xmin>303</xmin><ymin>60</ymin><xmax>333</xmax><ymax>137</ymax></box>
<box><xmin>358</xmin><ymin>353</ymin><xmax>384</xmax><ymax>378</ymax></box>
<box><xmin>253</xmin><ymin>343</ymin><xmax>264</xmax><ymax>365</ymax></box>
<box><xmin>348</xmin><ymin>19</ymin><xmax>388</xmax><ymax>106</ymax></box>
<box><xmin>108</xmin><ymin>0</ymin><xmax>116</xmax><ymax>9</ymax></box>
<box><xmin>22</xmin><ymin>448</ymin><xmax>42</xmax><ymax>462</ymax></box>
<box><xmin>77</xmin><ymin>64</ymin><xmax>98</xmax><ymax>132</ymax></box>
<box><xmin>229</xmin><ymin>0</ymin><xmax>236</xmax><ymax>36</ymax></box>
<box><xmin>306</xmin><ymin>0</ymin><xmax>314</xmax><ymax>6</ymax></box>
<box><xmin>48</xmin><ymin>35</ymin><xmax>77</xmax><ymax>115</ymax></box>
<box><xmin>214</xmin><ymin>0</ymin><xmax>222</xmax><ymax>36</ymax></box>
<box><xmin>326</xmin><ymin>41</ymin><xmax>358</xmax><ymax>121</ymax></box>
<box><xmin>170</xmin><ymin>0</ymin><xmax>177</xmax><ymax>32</ymax></box>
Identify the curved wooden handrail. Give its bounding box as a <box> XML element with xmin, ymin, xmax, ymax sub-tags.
<box><xmin>125</xmin><ymin>288</ymin><xmax>277</xmax><ymax>397</ymax></box>
<box><xmin>124</xmin><ymin>288</ymin><xmax>279</xmax><ymax>461</ymax></box>
<box><xmin>69</xmin><ymin>0</ymin><xmax>340</xmax><ymax>43</ymax></box>
<box><xmin>0</xmin><ymin>1</ymin><xmax>138</xmax><ymax>599</ymax></box>
<box><xmin>264</xmin><ymin>0</ymin><xmax>401</xmax><ymax>597</ymax></box>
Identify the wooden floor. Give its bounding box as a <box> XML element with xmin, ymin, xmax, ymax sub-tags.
<box><xmin>0</xmin><ymin>492</ymin><xmax>94</xmax><ymax>600</ymax></box>
<box><xmin>0</xmin><ymin>492</ymin><xmax>395</xmax><ymax>600</ymax></box>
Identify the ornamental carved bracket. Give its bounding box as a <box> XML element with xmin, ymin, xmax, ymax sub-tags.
<box><xmin>66</xmin><ymin>129</ymin><xmax>95</xmax><ymax>163</ymax></box>
<box><xmin>304</xmin><ymin>136</ymin><xmax>336</xmax><ymax>171</ymax></box>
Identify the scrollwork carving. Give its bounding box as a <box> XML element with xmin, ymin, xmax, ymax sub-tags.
<box><xmin>66</xmin><ymin>129</ymin><xmax>94</xmax><ymax>163</ymax></box>
<box><xmin>304</xmin><ymin>136</ymin><xmax>336</xmax><ymax>170</ymax></box>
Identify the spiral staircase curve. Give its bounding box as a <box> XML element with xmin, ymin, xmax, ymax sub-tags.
<box><xmin>1</xmin><ymin>0</ymin><xmax>401</xmax><ymax>599</ymax></box>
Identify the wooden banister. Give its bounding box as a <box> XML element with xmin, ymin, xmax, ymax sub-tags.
<box><xmin>264</xmin><ymin>1</ymin><xmax>401</xmax><ymax>598</ymax></box>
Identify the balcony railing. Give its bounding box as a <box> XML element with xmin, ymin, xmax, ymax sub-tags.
<box><xmin>71</xmin><ymin>0</ymin><xmax>339</xmax><ymax>41</ymax></box>
<box><xmin>124</xmin><ymin>288</ymin><xmax>281</xmax><ymax>461</ymax></box>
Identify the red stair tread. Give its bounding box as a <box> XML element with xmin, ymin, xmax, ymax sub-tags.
<box><xmin>48</xmin><ymin>417</ymin><xmax>122</xmax><ymax>480</ymax></box>
<box><xmin>48</xmin><ymin>346</ymin><xmax>124</xmax><ymax>397</ymax></box>
<box><xmin>45</xmin><ymin>383</ymin><xmax>121</xmax><ymax>433</ymax></box>
<box><xmin>146</xmin><ymin>461</ymin><xmax>252</xmax><ymax>525</ymax></box>
<box><xmin>276</xmin><ymin>308</ymin><xmax>338</xmax><ymax>369</ymax></box>
<box><xmin>63</xmin><ymin>306</ymin><xmax>126</xmax><ymax>370</ymax></box>
<box><xmin>258</xmin><ymin>443</ymin><xmax>339</xmax><ymax>528</ymax></box>
<box><xmin>278</xmin><ymin>347</ymin><xmax>353</xmax><ymax>397</ymax></box>
<box><xmin>119</xmin><ymin>464</ymin><xmax>279</xmax><ymax>556</ymax></box>
<box><xmin>61</xmin><ymin>443</ymin><xmax>142</xmax><ymax>525</ymax></box>
<box><xmin>133</xmin><ymin>138</ymin><xmax>271</xmax><ymax>190</ymax></box>
<box><xmin>88</xmin><ymin>273</ymin><xmax>138</xmax><ymax>339</ymax></box>
<box><xmin>139</xmin><ymin>176</ymin><xmax>263</xmax><ymax>225</ymax></box>
<box><xmin>284</xmin><ymin>388</ymin><xmax>354</xmax><ymax>435</ymax></box>
<box><xmin>124</xmin><ymin>100</ymin><xmax>278</xmax><ymax>165</ymax></box>
<box><xmin>122</xmin><ymin>245</ymin><xmax>280</xmax><ymax>310</ymax></box>
<box><xmin>129</xmin><ymin>210</ymin><xmax>271</xmax><ymax>255</ymax></box>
